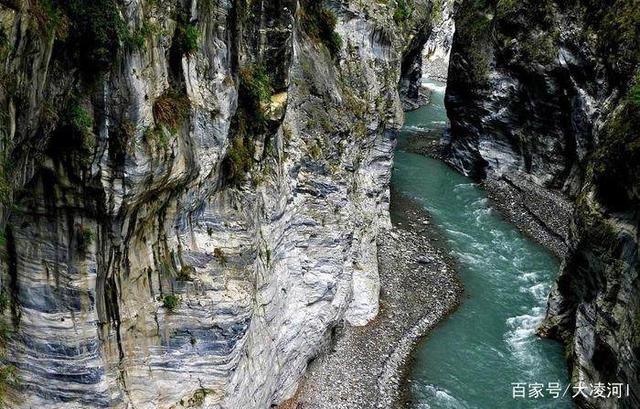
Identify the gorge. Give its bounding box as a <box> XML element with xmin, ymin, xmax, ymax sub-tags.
<box><xmin>0</xmin><ymin>0</ymin><xmax>638</xmax><ymax>408</ymax></box>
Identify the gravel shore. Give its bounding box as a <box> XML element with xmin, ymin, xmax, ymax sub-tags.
<box><xmin>279</xmin><ymin>188</ymin><xmax>462</xmax><ymax>409</ymax></box>
<box><xmin>481</xmin><ymin>174</ymin><xmax>572</xmax><ymax>259</ymax></box>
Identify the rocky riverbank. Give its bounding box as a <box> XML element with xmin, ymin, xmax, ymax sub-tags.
<box><xmin>407</xmin><ymin>133</ymin><xmax>572</xmax><ymax>259</ymax></box>
<box><xmin>280</xmin><ymin>188</ymin><xmax>462</xmax><ymax>409</ymax></box>
<box><xmin>480</xmin><ymin>175</ymin><xmax>572</xmax><ymax>259</ymax></box>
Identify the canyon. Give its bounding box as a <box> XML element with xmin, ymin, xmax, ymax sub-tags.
<box><xmin>0</xmin><ymin>0</ymin><xmax>637</xmax><ymax>408</ymax></box>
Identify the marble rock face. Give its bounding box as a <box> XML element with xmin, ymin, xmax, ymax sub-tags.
<box><xmin>446</xmin><ymin>2</ymin><xmax>640</xmax><ymax>408</ymax></box>
<box><xmin>0</xmin><ymin>0</ymin><xmax>431</xmax><ymax>408</ymax></box>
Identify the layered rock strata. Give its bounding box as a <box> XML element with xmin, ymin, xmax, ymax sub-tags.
<box><xmin>0</xmin><ymin>0</ymin><xmax>433</xmax><ymax>407</ymax></box>
<box><xmin>445</xmin><ymin>1</ymin><xmax>640</xmax><ymax>408</ymax></box>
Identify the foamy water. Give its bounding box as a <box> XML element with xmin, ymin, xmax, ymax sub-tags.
<box><xmin>394</xmin><ymin>81</ymin><xmax>573</xmax><ymax>408</ymax></box>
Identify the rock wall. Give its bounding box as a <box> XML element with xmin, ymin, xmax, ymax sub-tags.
<box><xmin>399</xmin><ymin>0</ymin><xmax>454</xmax><ymax>110</ymax></box>
<box><xmin>0</xmin><ymin>0</ymin><xmax>431</xmax><ymax>407</ymax></box>
<box><xmin>445</xmin><ymin>1</ymin><xmax>639</xmax><ymax>408</ymax></box>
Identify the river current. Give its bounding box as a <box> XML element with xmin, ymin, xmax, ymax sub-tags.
<box><xmin>394</xmin><ymin>80</ymin><xmax>573</xmax><ymax>409</ymax></box>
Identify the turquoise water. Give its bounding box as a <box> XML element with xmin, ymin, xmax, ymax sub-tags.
<box><xmin>395</xmin><ymin>81</ymin><xmax>573</xmax><ymax>409</ymax></box>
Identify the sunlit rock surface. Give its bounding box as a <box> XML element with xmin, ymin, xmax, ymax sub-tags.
<box><xmin>0</xmin><ymin>0</ymin><xmax>432</xmax><ymax>407</ymax></box>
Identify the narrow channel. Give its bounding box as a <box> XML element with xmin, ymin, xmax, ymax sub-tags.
<box><xmin>394</xmin><ymin>81</ymin><xmax>573</xmax><ymax>408</ymax></box>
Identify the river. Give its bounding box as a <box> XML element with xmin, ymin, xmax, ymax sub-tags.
<box><xmin>393</xmin><ymin>80</ymin><xmax>573</xmax><ymax>409</ymax></box>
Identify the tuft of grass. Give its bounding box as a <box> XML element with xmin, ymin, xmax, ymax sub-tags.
<box><xmin>0</xmin><ymin>363</ymin><xmax>17</xmax><ymax>407</ymax></box>
<box><xmin>123</xmin><ymin>21</ymin><xmax>155</xmax><ymax>51</ymax></box>
<box><xmin>0</xmin><ymin>288</ymin><xmax>16</xmax><ymax>406</ymax></box>
<box><xmin>162</xmin><ymin>295</ymin><xmax>180</xmax><ymax>312</ymax></box>
<box><xmin>152</xmin><ymin>90</ymin><xmax>191</xmax><ymax>131</ymax></box>
<box><xmin>143</xmin><ymin>126</ymin><xmax>170</xmax><ymax>152</ymax></box>
<box><xmin>177</xmin><ymin>265</ymin><xmax>195</xmax><ymax>281</ymax></box>
<box><xmin>496</xmin><ymin>0</ymin><xmax>518</xmax><ymax>16</ymax></box>
<box><xmin>225</xmin><ymin>135</ymin><xmax>253</xmax><ymax>183</ymax></box>
<box><xmin>213</xmin><ymin>248</ymin><xmax>227</xmax><ymax>266</ymax></box>
<box><xmin>598</xmin><ymin>0</ymin><xmax>640</xmax><ymax>71</ymax></box>
<box><xmin>0</xmin><ymin>292</ymin><xmax>7</xmax><ymax>315</ymax></box>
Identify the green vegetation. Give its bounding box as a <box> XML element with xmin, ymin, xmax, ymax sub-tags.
<box><xmin>77</xmin><ymin>226</ymin><xmax>94</xmax><ymax>254</ymax></box>
<box><xmin>0</xmin><ymin>293</ymin><xmax>7</xmax><ymax>317</ymax></box>
<box><xmin>300</xmin><ymin>2</ymin><xmax>342</xmax><ymax>57</ymax></box>
<box><xmin>174</xmin><ymin>23</ymin><xmax>200</xmax><ymax>55</ymax></box>
<box><xmin>225</xmin><ymin>135</ymin><xmax>253</xmax><ymax>183</ymax></box>
<box><xmin>597</xmin><ymin>0</ymin><xmax>640</xmax><ymax>72</ymax></box>
<box><xmin>394</xmin><ymin>0</ymin><xmax>414</xmax><ymax>23</ymax></box>
<box><xmin>123</xmin><ymin>21</ymin><xmax>155</xmax><ymax>51</ymax></box>
<box><xmin>53</xmin><ymin>0</ymin><xmax>126</xmax><ymax>75</ymax></box>
<box><xmin>496</xmin><ymin>0</ymin><xmax>518</xmax><ymax>17</ymax></box>
<box><xmin>0</xmin><ymin>155</ymin><xmax>11</xmax><ymax>206</ymax></box>
<box><xmin>630</xmin><ymin>72</ymin><xmax>640</xmax><ymax>107</ymax></box>
<box><xmin>0</xmin><ymin>289</ymin><xmax>16</xmax><ymax>407</ymax></box>
<box><xmin>590</xmin><ymin>99</ymin><xmax>640</xmax><ymax>210</ymax></box>
<box><xmin>69</xmin><ymin>104</ymin><xmax>93</xmax><ymax>137</ymax></box>
<box><xmin>29</xmin><ymin>0</ymin><xmax>68</xmax><ymax>37</ymax></box>
<box><xmin>454</xmin><ymin>1</ymin><xmax>493</xmax><ymax>83</ymax></box>
<box><xmin>430</xmin><ymin>0</ymin><xmax>444</xmax><ymax>24</ymax></box>
<box><xmin>65</xmin><ymin>102</ymin><xmax>96</xmax><ymax>153</ymax></box>
<box><xmin>239</xmin><ymin>65</ymin><xmax>272</xmax><ymax>108</ymax></box>
<box><xmin>224</xmin><ymin>64</ymin><xmax>273</xmax><ymax>184</ymax></box>
<box><xmin>0</xmin><ymin>362</ymin><xmax>16</xmax><ymax>408</ymax></box>
<box><xmin>143</xmin><ymin>126</ymin><xmax>170</xmax><ymax>152</ymax></box>
<box><xmin>152</xmin><ymin>89</ymin><xmax>191</xmax><ymax>131</ymax></box>
<box><xmin>188</xmin><ymin>388</ymin><xmax>214</xmax><ymax>406</ymax></box>
<box><xmin>162</xmin><ymin>294</ymin><xmax>180</xmax><ymax>312</ymax></box>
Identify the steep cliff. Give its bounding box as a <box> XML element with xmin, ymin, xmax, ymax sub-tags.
<box><xmin>445</xmin><ymin>0</ymin><xmax>639</xmax><ymax>408</ymax></box>
<box><xmin>0</xmin><ymin>0</ymin><xmax>431</xmax><ymax>407</ymax></box>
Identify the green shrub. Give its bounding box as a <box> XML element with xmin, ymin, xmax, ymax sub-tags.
<box><xmin>143</xmin><ymin>126</ymin><xmax>170</xmax><ymax>151</ymax></box>
<box><xmin>0</xmin><ymin>165</ymin><xmax>10</xmax><ymax>206</ymax></box>
<box><xmin>123</xmin><ymin>22</ymin><xmax>155</xmax><ymax>50</ymax></box>
<box><xmin>225</xmin><ymin>135</ymin><xmax>253</xmax><ymax>183</ymax></box>
<box><xmin>53</xmin><ymin>0</ymin><xmax>126</xmax><ymax>75</ymax></box>
<box><xmin>65</xmin><ymin>103</ymin><xmax>95</xmax><ymax>152</ymax></box>
<box><xmin>30</xmin><ymin>0</ymin><xmax>68</xmax><ymax>37</ymax></box>
<box><xmin>239</xmin><ymin>65</ymin><xmax>272</xmax><ymax>106</ymax></box>
<box><xmin>300</xmin><ymin>3</ymin><xmax>342</xmax><ymax>57</ymax></box>
<box><xmin>189</xmin><ymin>388</ymin><xmax>213</xmax><ymax>406</ymax></box>
<box><xmin>69</xmin><ymin>105</ymin><xmax>93</xmax><ymax>135</ymax></box>
<box><xmin>0</xmin><ymin>292</ymin><xmax>7</xmax><ymax>315</ymax></box>
<box><xmin>162</xmin><ymin>295</ymin><xmax>180</xmax><ymax>312</ymax></box>
<box><xmin>598</xmin><ymin>0</ymin><xmax>640</xmax><ymax>71</ymax></box>
<box><xmin>454</xmin><ymin>1</ymin><xmax>493</xmax><ymax>83</ymax></box>
<box><xmin>223</xmin><ymin>64</ymin><xmax>273</xmax><ymax>185</ymax></box>
<box><xmin>77</xmin><ymin>226</ymin><xmax>94</xmax><ymax>253</ymax></box>
<box><xmin>393</xmin><ymin>0</ymin><xmax>413</xmax><ymax>23</ymax></box>
<box><xmin>0</xmin><ymin>288</ymin><xmax>15</xmax><ymax>407</ymax></box>
<box><xmin>0</xmin><ymin>363</ymin><xmax>17</xmax><ymax>407</ymax></box>
<box><xmin>496</xmin><ymin>0</ymin><xmax>518</xmax><ymax>16</ymax></box>
<box><xmin>174</xmin><ymin>23</ymin><xmax>200</xmax><ymax>55</ymax></box>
